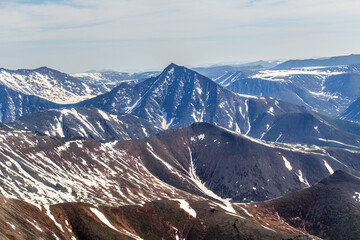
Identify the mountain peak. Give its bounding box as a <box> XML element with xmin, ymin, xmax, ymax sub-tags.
<box><xmin>163</xmin><ymin>63</ymin><xmax>186</xmax><ymax>73</ymax></box>
<box><xmin>34</xmin><ymin>66</ymin><xmax>59</xmax><ymax>73</ymax></box>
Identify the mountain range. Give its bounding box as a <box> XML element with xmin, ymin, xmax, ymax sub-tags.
<box><xmin>0</xmin><ymin>55</ymin><xmax>360</xmax><ymax>239</ymax></box>
<box><xmin>275</xmin><ymin>54</ymin><xmax>360</xmax><ymax>69</ymax></box>
<box><xmin>0</xmin><ymin>121</ymin><xmax>359</xmax><ymax>239</ymax></box>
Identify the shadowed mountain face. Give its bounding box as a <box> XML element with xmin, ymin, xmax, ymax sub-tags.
<box><xmin>8</xmin><ymin>107</ymin><xmax>161</xmax><ymax>141</ymax></box>
<box><xmin>0</xmin><ymin>85</ymin><xmax>62</xmax><ymax>123</ymax></box>
<box><xmin>341</xmin><ymin>97</ymin><xmax>360</xmax><ymax>122</ymax></box>
<box><xmin>252</xmin><ymin>112</ymin><xmax>360</xmax><ymax>149</ymax></box>
<box><xmin>253</xmin><ymin>170</ymin><xmax>360</xmax><ymax>240</ymax></box>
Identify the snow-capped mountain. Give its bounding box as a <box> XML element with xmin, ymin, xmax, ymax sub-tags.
<box><xmin>8</xmin><ymin>107</ymin><xmax>161</xmax><ymax>141</ymax></box>
<box><xmin>0</xmin><ymin>125</ymin><xmax>193</xmax><ymax>206</ymax></box>
<box><xmin>0</xmin><ymin>67</ymin><xmax>160</xmax><ymax>105</ymax></box>
<box><xmin>79</xmin><ymin>63</ymin><xmax>306</xmax><ymax>131</ymax></box>
<box><xmin>0</xmin><ymin>67</ymin><xmax>103</xmax><ymax>104</ymax></box>
<box><xmin>77</xmin><ymin>63</ymin><xmax>360</xmax><ymax>148</ymax></box>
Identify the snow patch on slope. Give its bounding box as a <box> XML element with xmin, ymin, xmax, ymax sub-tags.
<box><xmin>174</xmin><ymin>199</ymin><xmax>197</xmax><ymax>218</ymax></box>
<box><xmin>282</xmin><ymin>155</ymin><xmax>293</xmax><ymax>171</ymax></box>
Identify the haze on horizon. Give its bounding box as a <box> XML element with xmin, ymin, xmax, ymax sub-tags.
<box><xmin>0</xmin><ymin>0</ymin><xmax>359</xmax><ymax>73</ymax></box>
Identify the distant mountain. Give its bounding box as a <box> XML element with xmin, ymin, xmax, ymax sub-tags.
<box><xmin>0</xmin><ymin>85</ymin><xmax>62</xmax><ymax>123</ymax></box>
<box><xmin>8</xmin><ymin>107</ymin><xmax>161</xmax><ymax>141</ymax></box>
<box><xmin>256</xmin><ymin>170</ymin><xmax>360</xmax><ymax>240</ymax></box>
<box><xmin>226</xmin><ymin>77</ymin><xmax>340</xmax><ymax>116</ymax></box>
<box><xmin>191</xmin><ymin>61</ymin><xmax>279</xmax><ymax>79</ymax></box>
<box><xmin>323</xmin><ymin>73</ymin><xmax>360</xmax><ymax>100</ymax></box>
<box><xmin>340</xmin><ymin>97</ymin><xmax>360</xmax><ymax>122</ymax></box>
<box><xmin>191</xmin><ymin>65</ymin><xmax>262</xmax><ymax>80</ymax></box>
<box><xmin>275</xmin><ymin>54</ymin><xmax>360</xmax><ymax>69</ymax></box>
<box><xmin>71</xmin><ymin>71</ymin><xmax>160</xmax><ymax>87</ymax></box>
<box><xmin>217</xmin><ymin>66</ymin><xmax>359</xmax><ymax>117</ymax></box>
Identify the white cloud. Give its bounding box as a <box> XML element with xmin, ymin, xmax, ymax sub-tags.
<box><xmin>0</xmin><ymin>0</ymin><xmax>359</xmax><ymax>72</ymax></box>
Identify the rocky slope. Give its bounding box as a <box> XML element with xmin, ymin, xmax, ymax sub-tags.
<box><xmin>0</xmin><ymin>121</ymin><xmax>359</xmax><ymax>206</ymax></box>
<box><xmin>3</xmin><ymin>170</ymin><xmax>359</xmax><ymax>239</ymax></box>
<box><xmin>251</xmin><ymin>112</ymin><xmax>360</xmax><ymax>149</ymax></box>
<box><xmin>0</xmin><ymin>195</ymin><xmax>317</xmax><ymax>240</ymax></box>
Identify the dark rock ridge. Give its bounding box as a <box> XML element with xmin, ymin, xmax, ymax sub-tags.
<box><xmin>8</xmin><ymin>107</ymin><xmax>161</xmax><ymax>141</ymax></box>
<box><xmin>255</xmin><ymin>170</ymin><xmax>360</xmax><ymax>240</ymax></box>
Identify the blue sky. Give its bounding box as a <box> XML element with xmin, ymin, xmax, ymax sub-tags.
<box><xmin>0</xmin><ymin>0</ymin><xmax>359</xmax><ymax>73</ymax></box>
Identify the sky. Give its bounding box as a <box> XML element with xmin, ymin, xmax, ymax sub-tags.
<box><xmin>0</xmin><ymin>0</ymin><xmax>359</xmax><ymax>73</ymax></box>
